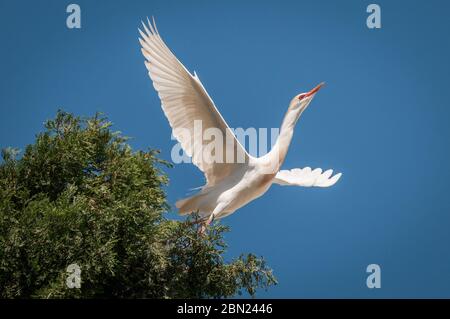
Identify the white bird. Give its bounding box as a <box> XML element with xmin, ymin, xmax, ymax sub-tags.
<box><xmin>139</xmin><ymin>18</ymin><xmax>342</xmax><ymax>230</ymax></box>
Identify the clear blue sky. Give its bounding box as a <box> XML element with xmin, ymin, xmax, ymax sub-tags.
<box><xmin>1</xmin><ymin>0</ymin><xmax>450</xmax><ymax>298</ymax></box>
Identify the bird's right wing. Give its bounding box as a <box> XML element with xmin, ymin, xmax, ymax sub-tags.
<box><xmin>273</xmin><ymin>167</ymin><xmax>342</xmax><ymax>187</ymax></box>
<box><xmin>139</xmin><ymin>18</ymin><xmax>250</xmax><ymax>187</ymax></box>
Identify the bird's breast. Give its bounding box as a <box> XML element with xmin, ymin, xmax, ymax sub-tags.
<box><xmin>221</xmin><ymin>170</ymin><xmax>276</xmax><ymax>213</ymax></box>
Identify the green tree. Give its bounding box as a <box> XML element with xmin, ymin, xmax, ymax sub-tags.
<box><xmin>0</xmin><ymin>111</ymin><xmax>276</xmax><ymax>298</ymax></box>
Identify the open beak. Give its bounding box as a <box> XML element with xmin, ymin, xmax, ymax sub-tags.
<box><xmin>305</xmin><ymin>82</ymin><xmax>325</xmax><ymax>98</ymax></box>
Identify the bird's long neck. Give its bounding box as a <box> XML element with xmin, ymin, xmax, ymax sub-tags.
<box><xmin>267</xmin><ymin>100</ymin><xmax>305</xmax><ymax>170</ymax></box>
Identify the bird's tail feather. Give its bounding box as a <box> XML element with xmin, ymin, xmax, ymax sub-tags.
<box><xmin>176</xmin><ymin>193</ymin><xmax>204</xmax><ymax>215</ymax></box>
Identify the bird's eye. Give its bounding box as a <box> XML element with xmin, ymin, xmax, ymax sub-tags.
<box><xmin>298</xmin><ymin>94</ymin><xmax>305</xmax><ymax>100</ymax></box>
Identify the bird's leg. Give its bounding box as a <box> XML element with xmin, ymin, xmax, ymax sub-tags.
<box><xmin>198</xmin><ymin>214</ymin><xmax>215</xmax><ymax>235</ymax></box>
<box><xmin>198</xmin><ymin>203</ymin><xmax>225</xmax><ymax>235</ymax></box>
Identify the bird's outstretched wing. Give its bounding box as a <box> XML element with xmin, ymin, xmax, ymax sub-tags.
<box><xmin>273</xmin><ymin>167</ymin><xmax>342</xmax><ymax>187</ymax></box>
<box><xmin>139</xmin><ymin>18</ymin><xmax>250</xmax><ymax>187</ymax></box>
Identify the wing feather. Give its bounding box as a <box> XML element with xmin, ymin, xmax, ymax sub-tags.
<box><xmin>139</xmin><ymin>18</ymin><xmax>250</xmax><ymax>187</ymax></box>
<box><xmin>273</xmin><ymin>167</ymin><xmax>342</xmax><ymax>188</ymax></box>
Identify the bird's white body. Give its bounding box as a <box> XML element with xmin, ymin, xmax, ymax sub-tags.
<box><xmin>139</xmin><ymin>18</ymin><xmax>342</xmax><ymax>225</ymax></box>
<box><xmin>177</xmin><ymin>157</ymin><xmax>277</xmax><ymax>220</ymax></box>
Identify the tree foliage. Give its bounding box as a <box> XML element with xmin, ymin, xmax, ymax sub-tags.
<box><xmin>0</xmin><ymin>111</ymin><xmax>276</xmax><ymax>298</ymax></box>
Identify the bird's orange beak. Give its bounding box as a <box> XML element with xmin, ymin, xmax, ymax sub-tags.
<box><xmin>305</xmin><ymin>82</ymin><xmax>325</xmax><ymax>98</ymax></box>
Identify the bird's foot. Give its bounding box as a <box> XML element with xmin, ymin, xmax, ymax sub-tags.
<box><xmin>198</xmin><ymin>223</ymin><xmax>207</xmax><ymax>235</ymax></box>
<box><xmin>197</xmin><ymin>215</ymin><xmax>214</xmax><ymax>236</ymax></box>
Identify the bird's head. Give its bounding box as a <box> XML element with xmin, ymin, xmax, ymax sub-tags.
<box><xmin>290</xmin><ymin>82</ymin><xmax>325</xmax><ymax>111</ymax></box>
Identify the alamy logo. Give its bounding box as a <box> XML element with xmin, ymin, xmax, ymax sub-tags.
<box><xmin>366</xmin><ymin>4</ymin><xmax>381</xmax><ymax>29</ymax></box>
<box><xmin>170</xmin><ymin>121</ymin><xmax>280</xmax><ymax>165</ymax></box>
<box><xmin>366</xmin><ymin>264</ymin><xmax>381</xmax><ymax>289</ymax></box>
<box><xmin>66</xmin><ymin>263</ymin><xmax>81</xmax><ymax>289</ymax></box>
<box><xmin>66</xmin><ymin>4</ymin><xmax>81</xmax><ymax>29</ymax></box>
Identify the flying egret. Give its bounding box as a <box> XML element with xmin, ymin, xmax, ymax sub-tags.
<box><xmin>139</xmin><ymin>18</ymin><xmax>342</xmax><ymax>230</ymax></box>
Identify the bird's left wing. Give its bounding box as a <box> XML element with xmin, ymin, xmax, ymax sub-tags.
<box><xmin>273</xmin><ymin>167</ymin><xmax>342</xmax><ymax>187</ymax></box>
<box><xmin>139</xmin><ymin>18</ymin><xmax>250</xmax><ymax>187</ymax></box>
